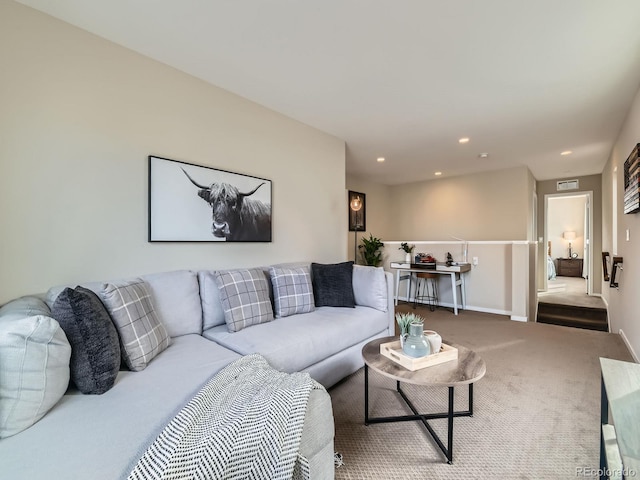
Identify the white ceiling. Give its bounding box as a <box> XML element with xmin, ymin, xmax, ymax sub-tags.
<box><xmin>16</xmin><ymin>0</ymin><xmax>640</xmax><ymax>185</ymax></box>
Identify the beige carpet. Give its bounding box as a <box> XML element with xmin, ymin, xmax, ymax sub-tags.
<box><xmin>329</xmin><ymin>307</ymin><xmax>634</xmax><ymax>479</ymax></box>
<box><xmin>539</xmin><ymin>277</ymin><xmax>605</xmax><ymax>309</ymax></box>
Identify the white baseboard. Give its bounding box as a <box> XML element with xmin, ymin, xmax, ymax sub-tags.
<box><xmin>437</xmin><ymin>301</ymin><xmax>514</xmax><ymax>318</ymax></box>
<box><xmin>618</xmin><ymin>329</ymin><xmax>639</xmax><ymax>363</ymax></box>
<box><xmin>399</xmin><ymin>298</ymin><xmax>523</xmax><ymax>321</ymax></box>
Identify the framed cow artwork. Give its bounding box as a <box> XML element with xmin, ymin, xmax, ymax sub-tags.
<box><xmin>148</xmin><ymin>156</ymin><xmax>272</xmax><ymax>242</ymax></box>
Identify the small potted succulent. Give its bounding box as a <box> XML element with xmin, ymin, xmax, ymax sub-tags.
<box><xmin>395</xmin><ymin>312</ymin><xmax>424</xmax><ymax>346</ymax></box>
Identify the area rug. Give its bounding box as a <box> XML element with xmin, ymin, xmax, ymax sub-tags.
<box><xmin>328</xmin><ymin>308</ymin><xmax>634</xmax><ymax>479</ymax></box>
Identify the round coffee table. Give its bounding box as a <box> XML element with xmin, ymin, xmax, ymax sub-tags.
<box><xmin>362</xmin><ymin>336</ymin><xmax>486</xmax><ymax>464</ymax></box>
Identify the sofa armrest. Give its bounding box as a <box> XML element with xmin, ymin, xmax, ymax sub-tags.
<box><xmin>384</xmin><ymin>271</ymin><xmax>395</xmax><ymax>336</ymax></box>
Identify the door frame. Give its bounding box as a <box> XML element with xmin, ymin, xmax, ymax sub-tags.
<box><xmin>543</xmin><ymin>191</ymin><xmax>593</xmax><ymax>295</ymax></box>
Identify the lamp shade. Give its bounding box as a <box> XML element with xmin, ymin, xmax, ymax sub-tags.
<box><xmin>563</xmin><ymin>231</ymin><xmax>576</xmax><ymax>241</ymax></box>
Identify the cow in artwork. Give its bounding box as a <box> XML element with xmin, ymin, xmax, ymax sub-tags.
<box><xmin>181</xmin><ymin>168</ymin><xmax>271</xmax><ymax>242</ymax></box>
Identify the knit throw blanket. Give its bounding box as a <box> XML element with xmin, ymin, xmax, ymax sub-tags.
<box><xmin>128</xmin><ymin>354</ymin><xmax>320</xmax><ymax>480</ymax></box>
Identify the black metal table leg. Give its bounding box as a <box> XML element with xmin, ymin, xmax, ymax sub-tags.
<box><xmin>365</xmin><ymin>378</ymin><xmax>476</xmax><ymax>464</ymax></box>
<box><xmin>364</xmin><ymin>364</ymin><xmax>369</xmax><ymax>425</ymax></box>
<box><xmin>447</xmin><ymin>387</ymin><xmax>454</xmax><ymax>464</ymax></box>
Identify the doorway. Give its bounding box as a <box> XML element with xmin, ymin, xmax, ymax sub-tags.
<box><xmin>540</xmin><ymin>192</ymin><xmax>595</xmax><ymax>301</ymax></box>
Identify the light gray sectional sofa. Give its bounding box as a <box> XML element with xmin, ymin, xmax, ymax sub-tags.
<box><xmin>0</xmin><ymin>262</ymin><xmax>394</xmax><ymax>479</ymax></box>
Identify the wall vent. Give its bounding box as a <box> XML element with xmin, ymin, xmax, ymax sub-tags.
<box><xmin>557</xmin><ymin>179</ymin><xmax>579</xmax><ymax>191</ymax></box>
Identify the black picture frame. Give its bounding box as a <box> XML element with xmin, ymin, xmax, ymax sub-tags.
<box><xmin>148</xmin><ymin>156</ymin><xmax>272</xmax><ymax>242</ymax></box>
<box><xmin>348</xmin><ymin>190</ymin><xmax>366</xmax><ymax>232</ymax></box>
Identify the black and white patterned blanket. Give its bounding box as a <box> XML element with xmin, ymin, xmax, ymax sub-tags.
<box><xmin>128</xmin><ymin>354</ymin><xmax>321</xmax><ymax>480</ymax></box>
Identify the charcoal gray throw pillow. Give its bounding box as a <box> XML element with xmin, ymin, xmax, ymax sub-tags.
<box><xmin>51</xmin><ymin>286</ymin><xmax>121</xmax><ymax>394</ymax></box>
<box><xmin>311</xmin><ymin>261</ymin><xmax>356</xmax><ymax>307</ymax></box>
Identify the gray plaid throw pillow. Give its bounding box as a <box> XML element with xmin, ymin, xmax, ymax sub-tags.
<box><xmin>269</xmin><ymin>266</ymin><xmax>315</xmax><ymax>318</ymax></box>
<box><xmin>214</xmin><ymin>269</ymin><xmax>274</xmax><ymax>332</ymax></box>
<box><xmin>101</xmin><ymin>279</ymin><xmax>171</xmax><ymax>372</ymax></box>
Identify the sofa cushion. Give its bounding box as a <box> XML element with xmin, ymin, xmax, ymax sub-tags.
<box><xmin>141</xmin><ymin>270</ymin><xmax>202</xmax><ymax>337</ymax></box>
<box><xmin>203</xmin><ymin>305</ymin><xmax>389</xmax><ymax>374</ymax></box>
<box><xmin>214</xmin><ymin>268</ymin><xmax>274</xmax><ymax>332</ymax></box>
<box><xmin>0</xmin><ymin>305</ymin><xmax>71</xmax><ymax>438</ymax></box>
<box><xmin>0</xmin><ymin>335</ymin><xmax>243</xmax><ymax>479</ymax></box>
<box><xmin>0</xmin><ymin>295</ymin><xmax>51</xmax><ymax>319</ymax></box>
<box><xmin>45</xmin><ymin>282</ymin><xmax>103</xmax><ymax>309</ymax></box>
<box><xmin>198</xmin><ymin>270</ymin><xmax>227</xmax><ymax>330</ymax></box>
<box><xmin>101</xmin><ymin>279</ymin><xmax>171</xmax><ymax>372</ymax></box>
<box><xmin>269</xmin><ymin>265</ymin><xmax>315</xmax><ymax>318</ymax></box>
<box><xmin>352</xmin><ymin>265</ymin><xmax>388</xmax><ymax>312</ymax></box>
<box><xmin>311</xmin><ymin>261</ymin><xmax>355</xmax><ymax>308</ymax></box>
<box><xmin>51</xmin><ymin>287</ymin><xmax>121</xmax><ymax>394</ymax></box>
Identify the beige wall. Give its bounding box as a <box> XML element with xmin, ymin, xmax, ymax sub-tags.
<box><xmin>387</xmin><ymin>166</ymin><xmax>532</xmax><ymax>241</ymax></box>
<box><xmin>536</xmin><ymin>174</ymin><xmax>602</xmax><ymax>294</ymax></box>
<box><xmin>0</xmin><ymin>2</ymin><xmax>346</xmax><ymax>303</ymax></box>
<box><xmin>348</xmin><ymin>166</ymin><xmax>536</xmax><ymax>320</ymax></box>
<box><xmin>602</xmin><ymin>84</ymin><xmax>640</xmax><ymax>361</ymax></box>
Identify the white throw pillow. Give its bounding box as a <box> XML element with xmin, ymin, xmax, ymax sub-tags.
<box><xmin>0</xmin><ymin>312</ymin><xmax>71</xmax><ymax>438</ymax></box>
<box><xmin>352</xmin><ymin>265</ymin><xmax>388</xmax><ymax>312</ymax></box>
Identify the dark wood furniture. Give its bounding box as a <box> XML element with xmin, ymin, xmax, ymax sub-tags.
<box><xmin>556</xmin><ymin>257</ymin><xmax>583</xmax><ymax>277</ymax></box>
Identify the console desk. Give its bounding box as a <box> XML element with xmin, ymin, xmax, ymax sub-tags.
<box><xmin>390</xmin><ymin>262</ymin><xmax>471</xmax><ymax>315</ymax></box>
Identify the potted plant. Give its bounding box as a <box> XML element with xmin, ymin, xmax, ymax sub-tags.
<box><xmin>395</xmin><ymin>312</ymin><xmax>424</xmax><ymax>347</ymax></box>
<box><xmin>358</xmin><ymin>234</ymin><xmax>384</xmax><ymax>266</ymax></box>
<box><xmin>399</xmin><ymin>242</ymin><xmax>414</xmax><ymax>263</ymax></box>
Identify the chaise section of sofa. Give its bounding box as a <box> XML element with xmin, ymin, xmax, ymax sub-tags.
<box><xmin>0</xmin><ymin>334</ymin><xmax>241</xmax><ymax>479</ymax></box>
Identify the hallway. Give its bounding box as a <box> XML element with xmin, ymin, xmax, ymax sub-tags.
<box><xmin>538</xmin><ymin>276</ymin><xmax>606</xmax><ymax>309</ymax></box>
<box><xmin>537</xmin><ymin>276</ymin><xmax>608</xmax><ymax>331</ymax></box>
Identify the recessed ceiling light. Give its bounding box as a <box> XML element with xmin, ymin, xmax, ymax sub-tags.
<box><xmin>561</xmin><ymin>150</ymin><xmax>572</xmax><ymax>156</ymax></box>
<box><xmin>458</xmin><ymin>137</ymin><xmax>470</xmax><ymax>144</ymax></box>
<box><xmin>434</xmin><ymin>171</ymin><xmax>442</xmax><ymax>176</ymax></box>
<box><xmin>377</xmin><ymin>157</ymin><xmax>385</xmax><ymax>162</ymax></box>
<box><xmin>478</xmin><ymin>153</ymin><xmax>489</xmax><ymax>158</ymax></box>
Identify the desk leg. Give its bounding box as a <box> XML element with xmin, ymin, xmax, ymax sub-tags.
<box><xmin>450</xmin><ymin>273</ymin><xmax>459</xmax><ymax>315</ymax></box>
<box><xmin>408</xmin><ymin>272</ymin><xmax>414</xmax><ymax>304</ymax></box>
<box><xmin>460</xmin><ymin>272</ymin><xmax>467</xmax><ymax>310</ymax></box>
<box><xmin>394</xmin><ymin>270</ymin><xmax>400</xmax><ymax>306</ymax></box>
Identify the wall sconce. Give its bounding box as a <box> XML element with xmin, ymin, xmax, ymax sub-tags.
<box><xmin>563</xmin><ymin>231</ymin><xmax>576</xmax><ymax>258</ymax></box>
<box><xmin>348</xmin><ymin>191</ymin><xmax>366</xmax><ymax>263</ymax></box>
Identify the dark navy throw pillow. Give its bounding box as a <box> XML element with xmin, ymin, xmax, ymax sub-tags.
<box><xmin>311</xmin><ymin>261</ymin><xmax>356</xmax><ymax>308</ymax></box>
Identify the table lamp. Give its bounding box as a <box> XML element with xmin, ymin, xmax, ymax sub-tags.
<box><xmin>563</xmin><ymin>231</ymin><xmax>576</xmax><ymax>258</ymax></box>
